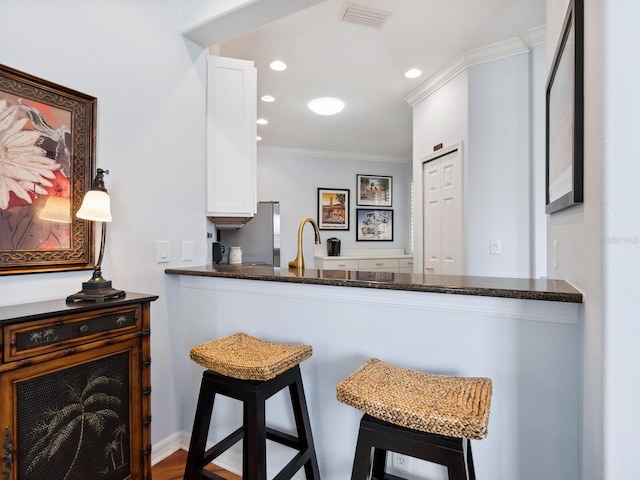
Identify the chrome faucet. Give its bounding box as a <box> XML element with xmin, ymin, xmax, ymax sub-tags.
<box><xmin>288</xmin><ymin>217</ymin><xmax>321</xmax><ymax>269</ymax></box>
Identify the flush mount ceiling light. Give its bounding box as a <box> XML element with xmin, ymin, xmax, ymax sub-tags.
<box><xmin>257</xmin><ymin>136</ymin><xmax>262</xmax><ymax>141</ymax></box>
<box><xmin>257</xmin><ymin>118</ymin><xmax>269</xmax><ymax>125</ymax></box>
<box><xmin>261</xmin><ymin>95</ymin><xmax>275</xmax><ymax>102</ymax></box>
<box><xmin>404</xmin><ymin>68</ymin><xmax>422</xmax><ymax>79</ymax></box>
<box><xmin>308</xmin><ymin>97</ymin><xmax>345</xmax><ymax>116</ymax></box>
<box><xmin>269</xmin><ymin>60</ymin><xmax>287</xmax><ymax>71</ymax></box>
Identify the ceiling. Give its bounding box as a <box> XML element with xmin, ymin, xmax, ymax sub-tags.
<box><xmin>217</xmin><ymin>0</ymin><xmax>545</xmax><ymax>163</ymax></box>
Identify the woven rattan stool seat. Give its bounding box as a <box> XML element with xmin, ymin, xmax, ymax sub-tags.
<box><xmin>337</xmin><ymin>358</ymin><xmax>492</xmax><ymax>440</ymax></box>
<box><xmin>190</xmin><ymin>332</ymin><xmax>312</xmax><ymax>381</ymax></box>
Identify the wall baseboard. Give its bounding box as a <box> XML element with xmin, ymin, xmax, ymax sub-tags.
<box><xmin>152</xmin><ymin>431</ymin><xmax>242</xmax><ymax>476</ymax></box>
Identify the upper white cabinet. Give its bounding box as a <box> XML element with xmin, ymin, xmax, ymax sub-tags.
<box><xmin>206</xmin><ymin>56</ymin><xmax>257</xmax><ymax>218</ymax></box>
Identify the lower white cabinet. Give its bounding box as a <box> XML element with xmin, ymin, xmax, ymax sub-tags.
<box><xmin>315</xmin><ymin>253</ymin><xmax>413</xmax><ymax>273</ymax></box>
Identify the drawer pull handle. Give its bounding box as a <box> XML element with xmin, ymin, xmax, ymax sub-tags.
<box><xmin>425</xmin><ymin>267</ymin><xmax>435</xmax><ymax>271</ymax></box>
<box><xmin>79</xmin><ymin>325</ymin><xmax>89</xmax><ymax>333</ymax></box>
<box><xmin>376</xmin><ymin>263</ymin><xmax>383</xmax><ymax>266</ymax></box>
<box><xmin>338</xmin><ymin>264</ymin><xmax>346</xmax><ymax>267</ymax></box>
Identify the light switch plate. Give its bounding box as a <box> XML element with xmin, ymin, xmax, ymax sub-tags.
<box><xmin>490</xmin><ymin>239</ymin><xmax>501</xmax><ymax>255</ymax></box>
<box><xmin>157</xmin><ymin>240</ymin><xmax>170</xmax><ymax>263</ymax></box>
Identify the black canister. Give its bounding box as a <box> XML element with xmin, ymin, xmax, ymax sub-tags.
<box><xmin>327</xmin><ymin>237</ymin><xmax>341</xmax><ymax>256</ymax></box>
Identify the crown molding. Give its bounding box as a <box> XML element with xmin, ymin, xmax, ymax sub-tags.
<box><xmin>406</xmin><ymin>25</ymin><xmax>547</xmax><ymax>107</ymax></box>
<box><xmin>258</xmin><ymin>146</ymin><xmax>411</xmax><ymax>164</ymax></box>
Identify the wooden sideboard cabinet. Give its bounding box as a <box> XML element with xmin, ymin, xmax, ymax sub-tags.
<box><xmin>0</xmin><ymin>292</ymin><xmax>158</xmax><ymax>480</ymax></box>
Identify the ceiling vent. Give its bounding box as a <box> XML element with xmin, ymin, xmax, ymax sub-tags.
<box><xmin>339</xmin><ymin>3</ymin><xmax>392</xmax><ymax>29</ymax></box>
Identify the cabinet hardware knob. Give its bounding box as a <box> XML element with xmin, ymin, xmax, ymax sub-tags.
<box><xmin>79</xmin><ymin>325</ymin><xmax>89</xmax><ymax>333</ymax></box>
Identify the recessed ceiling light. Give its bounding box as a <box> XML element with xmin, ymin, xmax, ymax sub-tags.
<box><xmin>404</xmin><ymin>68</ymin><xmax>422</xmax><ymax>79</ymax></box>
<box><xmin>269</xmin><ymin>60</ymin><xmax>287</xmax><ymax>71</ymax></box>
<box><xmin>308</xmin><ymin>97</ymin><xmax>345</xmax><ymax>116</ymax></box>
<box><xmin>261</xmin><ymin>95</ymin><xmax>275</xmax><ymax>102</ymax></box>
<box><xmin>257</xmin><ymin>118</ymin><xmax>269</xmax><ymax>125</ymax></box>
<box><xmin>256</xmin><ymin>136</ymin><xmax>262</xmax><ymax>141</ymax></box>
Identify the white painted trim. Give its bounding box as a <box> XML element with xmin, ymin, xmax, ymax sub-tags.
<box><xmin>178</xmin><ymin>276</ymin><xmax>579</xmax><ymax>325</ymax></box>
<box><xmin>258</xmin><ymin>145</ymin><xmax>410</xmax><ymax>164</ymax></box>
<box><xmin>406</xmin><ymin>26</ymin><xmax>546</xmax><ymax>106</ymax></box>
<box><xmin>151</xmin><ymin>430</ymin><xmax>244</xmax><ymax>477</ymax></box>
<box><xmin>151</xmin><ymin>431</ymin><xmax>184</xmax><ymax>466</ymax></box>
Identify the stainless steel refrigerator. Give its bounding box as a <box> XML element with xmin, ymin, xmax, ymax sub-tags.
<box><xmin>217</xmin><ymin>201</ymin><xmax>280</xmax><ymax>266</ymax></box>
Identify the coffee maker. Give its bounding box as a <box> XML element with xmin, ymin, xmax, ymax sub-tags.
<box><xmin>326</xmin><ymin>237</ymin><xmax>341</xmax><ymax>256</ymax></box>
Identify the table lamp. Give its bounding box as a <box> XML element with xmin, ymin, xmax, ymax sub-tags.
<box><xmin>66</xmin><ymin>168</ymin><xmax>125</xmax><ymax>302</ymax></box>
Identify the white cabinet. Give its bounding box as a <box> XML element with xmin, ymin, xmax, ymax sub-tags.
<box><xmin>206</xmin><ymin>56</ymin><xmax>257</xmax><ymax>218</ymax></box>
<box><xmin>315</xmin><ymin>253</ymin><xmax>413</xmax><ymax>273</ymax></box>
<box><xmin>398</xmin><ymin>258</ymin><xmax>414</xmax><ymax>273</ymax></box>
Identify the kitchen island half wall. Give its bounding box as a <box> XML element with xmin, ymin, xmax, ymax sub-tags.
<box><xmin>165</xmin><ymin>267</ymin><xmax>580</xmax><ymax>480</ymax></box>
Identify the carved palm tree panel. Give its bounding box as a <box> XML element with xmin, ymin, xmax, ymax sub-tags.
<box><xmin>16</xmin><ymin>352</ymin><xmax>131</xmax><ymax>480</ymax></box>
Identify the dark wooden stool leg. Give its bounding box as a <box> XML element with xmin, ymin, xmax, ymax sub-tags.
<box><xmin>351</xmin><ymin>419</ymin><xmax>374</xmax><ymax>480</ymax></box>
<box><xmin>370</xmin><ymin>448</ymin><xmax>387</xmax><ymax>479</ymax></box>
<box><xmin>465</xmin><ymin>439</ymin><xmax>475</xmax><ymax>480</ymax></box>
<box><xmin>243</xmin><ymin>392</ymin><xmax>267</xmax><ymax>480</ymax></box>
<box><xmin>184</xmin><ymin>375</ymin><xmax>216</xmax><ymax>479</ymax></box>
<box><xmin>288</xmin><ymin>367</ymin><xmax>321</xmax><ymax>479</ymax></box>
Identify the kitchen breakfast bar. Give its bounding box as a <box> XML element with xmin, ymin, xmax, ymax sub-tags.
<box><xmin>165</xmin><ymin>265</ymin><xmax>582</xmax><ymax>480</ymax></box>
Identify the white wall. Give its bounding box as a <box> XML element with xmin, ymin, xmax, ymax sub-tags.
<box><xmin>412</xmin><ymin>47</ymin><xmax>544</xmax><ymax>279</ymax></box>
<box><xmin>466</xmin><ymin>52</ymin><xmax>534</xmax><ymax>277</ymax></box>
<box><xmin>602</xmin><ymin>2</ymin><xmax>640</xmax><ymax>480</ymax></box>
<box><xmin>0</xmin><ymin>0</ymin><xmax>210</xmax><ymax>445</ymax></box>
<box><xmin>545</xmin><ymin>0</ymin><xmax>604</xmax><ymax>479</ymax></box>
<box><xmin>412</xmin><ymin>70</ymin><xmax>469</xmax><ymax>274</ymax></box>
<box><xmin>256</xmin><ymin>153</ymin><xmax>412</xmax><ymax>265</ymax></box>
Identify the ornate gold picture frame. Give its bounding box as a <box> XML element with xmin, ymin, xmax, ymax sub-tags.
<box><xmin>0</xmin><ymin>64</ymin><xmax>96</xmax><ymax>275</ymax></box>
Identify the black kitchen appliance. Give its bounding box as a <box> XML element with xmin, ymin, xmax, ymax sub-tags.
<box><xmin>327</xmin><ymin>237</ymin><xmax>341</xmax><ymax>256</ymax></box>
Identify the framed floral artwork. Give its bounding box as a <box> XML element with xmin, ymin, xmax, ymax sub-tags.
<box><xmin>356</xmin><ymin>174</ymin><xmax>392</xmax><ymax>207</ymax></box>
<box><xmin>0</xmin><ymin>64</ymin><xmax>96</xmax><ymax>275</ymax></box>
<box><xmin>317</xmin><ymin>188</ymin><xmax>349</xmax><ymax>230</ymax></box>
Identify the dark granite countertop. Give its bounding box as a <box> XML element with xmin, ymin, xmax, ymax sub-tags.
<box><xmin>165</xmin><ymin>264</ymin><xmax>582</xmax><ymax>303</ymax></box>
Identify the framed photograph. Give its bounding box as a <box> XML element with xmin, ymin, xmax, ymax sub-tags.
<box><xmin>545</xmin><ymin>0</ymin><xmax>583</xmax><ymax>214</ymax></box>
<box><xmin>317</xmin><ymin>188</ymin><xmax>349</xmax><ymax>230</ymax></box>
<box><xmin>356</xmin><ymin>209</ymin><xmax>393</xmax><ymax>241</ymax></box>
<box><xmin>0</xmin><ymin>64</ymin><xmax>96</xmax><ymax>275</ymax></box>
<box><xmin>357</xmin><ymin>174</ymin><xmax>392</xmax><ymax>207</ymax></box>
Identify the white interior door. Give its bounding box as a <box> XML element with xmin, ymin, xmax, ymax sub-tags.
<box><xmin>422</xmin><ymin>147</ymin><xmax>463</xmax><ymax>275</ymax></box>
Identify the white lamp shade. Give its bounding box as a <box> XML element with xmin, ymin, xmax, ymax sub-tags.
<box><xmin>39</xmin><ymin>196</ymin><xmax>72</xmax><ymax>224</ymax></box>
<box><xmin>76</xmin><ymin>190</ymin><xmax>112</xmax><ymax>222</ymax></box>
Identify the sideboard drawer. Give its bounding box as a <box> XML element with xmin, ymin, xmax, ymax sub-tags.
<box><xmin>4</xmin><ymin>305</ymin><xmax>141</xmax><ymax>362</ymax></box>
<box><xmin>316</xmin><ymin>259</ymin><xmax>359</xmax><ymax>270</ymax></box>
<box><xmin>358</xmin><ymin>258</ymin><xmax>399</xmax><ymax>270</ymax></box>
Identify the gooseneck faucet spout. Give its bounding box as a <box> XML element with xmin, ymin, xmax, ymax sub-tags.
<box><xmin>288</xmin><ymin>217</ymin><xmax>321</xmax><ymax>270</ymax></box>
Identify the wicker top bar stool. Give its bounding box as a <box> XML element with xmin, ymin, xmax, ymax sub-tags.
<box><xmin>337</xmin><ymin>358</ymin><xmax>492</xmax><ymax>480</ymax></box>
<box><xmin>184</xmin><ymin>333</ymin><xmax>321</xmax><ymax>480</ymax></box>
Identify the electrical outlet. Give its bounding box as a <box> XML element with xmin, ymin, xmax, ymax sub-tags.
<box><xmin>393</xmin><ymin>453</ymin><xmax>409</xmax><ymax>468</ymax></box>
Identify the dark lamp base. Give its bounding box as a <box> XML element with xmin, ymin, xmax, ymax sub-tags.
<box><xmin>66</xmin><ymin>274</ymin><xmax>125</xmax><ymax>303</ymax></box>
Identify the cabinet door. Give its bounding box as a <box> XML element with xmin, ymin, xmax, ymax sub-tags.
<box><xmin>0</xmin><ymin>340</ymin><xmax>143</xmax><ymax>480</ymax></box>
<box><xmin>206</xmin><ymin>55</ymin><xmax>257</xmax><ymax>217</ymax></box>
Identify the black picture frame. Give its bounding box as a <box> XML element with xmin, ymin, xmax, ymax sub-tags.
<box><xmin>356</xmin><ymin>208</ymin><xmax>393</xmax><ymax>241</ymax></box>
<box><xmin>0</xmin><ymin>64</ymin><xmax>96</xmax><ymax>275</ymax></box>
<box><xmin>317</xmin><ymin>188</ymin><xmax>350</xmax><ymax>230</ymax></box>
<box><xmin>545</xmin><ymin>0</ymin><xmax>584</xmax><ymax>214</ymax></box>
<box><xmin>356</xmin><ymin>174</ymin><xmax>392</xmax><ymax>207</ymax></box>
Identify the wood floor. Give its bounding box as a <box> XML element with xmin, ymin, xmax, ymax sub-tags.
<box><xmin>152</xmin><ymin>449</ymin><xmax>241</xmax><ymax>480</ymax></box>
